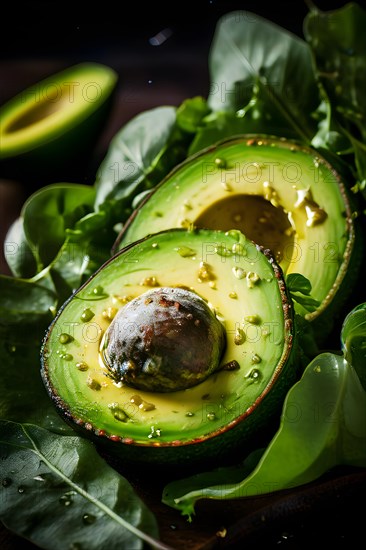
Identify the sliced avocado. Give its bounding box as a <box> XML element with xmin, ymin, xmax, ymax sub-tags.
<box><xmin>0</xmin><ymin>62</ymin><xmax>118</xmax><ymax>182</ymax></box>
<box><xmin>41</xmin><ymin>228</ymin><xmax>298</xmax><ymax>466</ymax></box>
<box><xmin>116</xmin><ymin>135</ymin><xmax>360</xmax><ymax>336</ymax></box>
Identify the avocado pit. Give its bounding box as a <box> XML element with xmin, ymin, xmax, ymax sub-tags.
<box><xmin>101</xmin><ymin>286</ymin><xmax>226</xmax><ymax>392</ymax></box>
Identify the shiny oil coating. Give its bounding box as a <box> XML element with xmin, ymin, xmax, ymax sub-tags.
<box><xmin>41</xmin><ymin>228</ymin><xmax>293</xmax><ymax>447</ymax></box>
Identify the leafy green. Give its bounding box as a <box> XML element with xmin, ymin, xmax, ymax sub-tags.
<box><xmin>94</xmin><ymin>106</ymin><xmax>190</xmax><ymax>216</ymax></box>
<box><xmin>207</xmin><ymin>10</ymin><xmax>320</xmax><ymax>140</ymax></box>
<box><xmin>286</xmin><ymin>273</ymin><xmax>320</xmax><ymax>313</ymax></box>
<box><xmin>162</xmin><ymin>304</ymin><xmax>366</xmax><ymax>520</ymax></box>
<box><xmin>341</xmin><ymin>302</ymin><xmax>366</xmax><ymax>389</ymax></box>
<box><xmin>1</xmin><ymin>3</ymin><xmax>366</xmax><ymax>547</ymax></box>
<box><xmin>304</xmin><ymin>2</ymin><xmax>366</xmax><ymax>199</ymax></box>
<box><xmin>0</xmin><ymin>421</ymin><xmax>169</xmax><ymax>550</ymax></box>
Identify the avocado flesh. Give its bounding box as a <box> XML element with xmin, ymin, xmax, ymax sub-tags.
<box><xmin>41</xmin><ymin>228</ymin><xmax>296</xmax><ymax>464</ymax></box>
<box><xmin>117</xmin><ymin>135</ymin><xmax>356</xmax><ymax>323</ymax></box>
<box><xmin>0</xmin><ymin>62</ymin><xmax>117</xmax><ymax>181</ymax></box>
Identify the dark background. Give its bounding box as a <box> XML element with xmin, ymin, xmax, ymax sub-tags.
<box><xmin>1</xmin><ymin>2</ymin><xmax>365</xmax><ymax>549</ymax></box>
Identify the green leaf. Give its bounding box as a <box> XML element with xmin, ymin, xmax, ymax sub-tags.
<box><xmin>341</xmin><ymin>302</ymin><xmax>366</xmax><ymax>390</ymax></box>
<box><xmin>22</xmin><ymin>183</ymin><xmax>95</xmax><ymax>270</ymax></box>
<box><xmin>0</xmin><ymin>421</ymin><xmax>169</xmax><ymax>550</ymax></box>
<box><xmin>286</xmin><ymin>273</ymin><xmax>320</xmax><ymax>313</ymax></box>
<box><xmin>304</xmin><ymin>2</ymin><xmax>366</xmax><ymax>143</ymax></box>
<box><xmin>94</xmin><ymin>106</ymin><xmax>181</xmax><ymax>211</ymax></box>
<box><xmin>176</xmin><ymin>96</ymin><xmax>210</xmax><ymax>133</ymax></box>
<box><xmin>162</xmin><ymin>352</ymin><xmax>366</xmax><ymax>520</ymax></box>
<box><xmin>207</xmin><ymin>10</ymin><xmax>319</xmax><ymax>140</ymax></box>
<box><xmin>0</xmin><ymin>274</ymin><xmax>57</xmax><ymax>327</ymax></box>
<box><xmin>0</xmin><ymin>331</ymin><xmax>68</xmax><ymax>431</ymax></box>
<box><xmin>286</xmin><ymin>273</ymin><xmax>312</xmax><ymax>295</ymax></box>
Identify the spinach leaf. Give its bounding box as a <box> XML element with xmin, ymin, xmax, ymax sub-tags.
<box><xmin>162</xmin><ymin>304</ymin><xmax>366</xmax><ymax>521</ymax></box>
<box><xmin>0</xmin><ymin>421</ymin><xmax>170</xmax><ymax>550</ymax></box>
<box><xmin>207</xmin><ymin>10</ymin><xmax>320</xmax><ymax>141</ymax></box>
<box><xmin>22</xmin><ymin>183</ymin><xmax>96</xmax><ymax>270</ymax></box>
<box><xmin>341</xmin><ymin>302</ymin><xmax>366</xmax><ymax>390</ymax></box>
<box><xmin>286</xmin><ymin>273</ymin><xmax>320</xmax><ymax>313</ymax></box>
<box><xmin>94</xmin><ymin>105</ymin><xmax>189</xmax><ymax>216</ymax></box>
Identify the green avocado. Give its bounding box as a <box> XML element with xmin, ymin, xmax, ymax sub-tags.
<box><xmin>116</xmin><ymin>135</ymin><xmax>360</xmax><ymax>337</ymax></box>
<box><xmin>0</xmin><ymin>62</ymin><xmax>118</xmax><ymax>182</ymax></box>
<box><xmin>41</xmin><ymin>227</ymin><xmax>298</xmax><ymax>467</ymax></box>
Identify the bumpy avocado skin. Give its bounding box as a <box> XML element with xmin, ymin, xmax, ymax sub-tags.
<box><xmin>0</xmin><ymin>63</ymin><xmax>118</xmax><ymax>184</ymax></box>
<box><xmin>41</xmin><ymin>228</ymin><xmax>299</xmax><ymax>468</ymax></box>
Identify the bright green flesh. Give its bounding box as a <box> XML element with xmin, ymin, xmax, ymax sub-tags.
<box><xmin>0</xmin><ymin>62</ymin><xmax>117</xmax><ymax>158</ymax></box>
<box><xmin>119</xmin><ymin>136</ymin><xmax>355</xmax><ymax>321</ymax></box>
<box><xmin>41</xmin><ymin>228</ymin><xmax>296</xmax><ymax>463</ymax></box>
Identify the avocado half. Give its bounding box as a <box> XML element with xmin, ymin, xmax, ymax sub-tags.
<box><xmin>116</xmin><ymin>135</ymin><xmax>360</xmax><ymax>337</ymax></box>
<box><xmin>0</xmin><ymin>62</ymin><xmax>118</xmax><ymax>182</ymax></box>
<box><xmin>41</xmin><ymin>228</ymin><xmax>298</xmax><ymax>467</ymax></box>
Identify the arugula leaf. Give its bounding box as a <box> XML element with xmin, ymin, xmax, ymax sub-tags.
<box><xmin>162</xmin><ymin>341</ymin><xmax>366</xmax><ymax>520</ymax></box>
<box><xmin>0</xmin><ymin>421</ymin><xmax>170</xmax><ymax>550</ymax></box>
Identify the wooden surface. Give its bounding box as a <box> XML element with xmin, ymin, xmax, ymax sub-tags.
<box><xmin>1</xmin><ymin>4</ymin><xmax>366</xmax><ymax>547</ymax></box>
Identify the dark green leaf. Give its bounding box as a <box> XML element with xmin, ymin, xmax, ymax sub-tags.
<box><xmin>162</xmin><ymin>352</ymin><xmax>366</xmax><ymax>520</ymax></box>
<box><xmin>0</xmin><ymin>331</ymin><xmax>68</xmax><ymax>431</ymax></box>
<box><xmin>94</xmin><ymin>106</ymin><xmax>179</xmax><ymax>210</ymax></box>
<box><xmin>22</xmin><ymin>183</ymin><xmax>95</xmax><ymax>269</ymax></box>
<box><xmin>0</xmin><ymin>274</ymin><xmax>57</xmax><ymax>327</ymax></box>
<box><xmin>0</xmin><ymin>421</ymin><xmax>167</xmax><ymax>550</ymax></box>
<box><xmin>304</xmin><ymin>2</ymin><xmax>366</xmax><ymax>142</ymax></box>
<box><xmin>176</xmin><ymin>96</ymin><xmax>210</xmax><ymax>133</ymax></box>
<box><xmin>207</xmin><ymin>10</ymin><xmax>319</xmax><ymax>140</ymax></box>
<box><xmin>341</xmin><ymin>302</ymin><xmax>366</xmax><ymax>390</ymax></box>
<box><xmin>286</xmin><ymin>273</ymin><xmax>312</xmax><ymax>295</ymax></box>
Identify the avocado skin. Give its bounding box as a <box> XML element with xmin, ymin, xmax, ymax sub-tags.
<box><xmin>40</xmin><ymin>229</ymin><xmax>300</xmax><ymax>469</ymax></box>
<box><xmin>0</xmin><ymin>63</ymin><xmax>118</xmax><ymax>185</ymax></box>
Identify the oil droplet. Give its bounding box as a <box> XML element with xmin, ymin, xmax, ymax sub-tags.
<box><xmin>207</xmin><ymin>412</ymin><xmax>216</xmax><ymax>420</ymax></box>
<box><xmin>17</xmin><ymin>486</ymin><xmax>25</xmax><ymax>494</ymax></box>
<box><xmin>60</xmin><ymin>495</ymin><xmax>73</xmax><ymax>506</ymax></box>
<box><xmin>215</xmin><ymin>244</ymin><xmax>232</xmax><ymax>257</ymax></box>
<box><xmin>215</xmin><ymin>157</ymin><xmax>227</xmax><ymax>169</ymax></box>
<box><xmin>185</xmin><ymin>412</ymin><xmax>194</xmax><ymax>417</ymax></box>
<box><xmin>76</xmin><ymin>362</ymin><xmax>89</xmax><ymax>371</ymax></box>
<box><xmin>232</xmin><ymin>266</ymin><xmax>246</xmax><ymax>279</ymax></box>
<box><xmin>2</xmin><ymin>478</ymin><xmax>12</xmax><ymax>487</ymax></box>
<box><xmin>175</xmin><ymin>246</ymin><xmax>196</xmax><ymax>257</ymax></box>
<box><xmin>251</xmin><ymin>353</ymin><xmax>262</xmax><ymax>364</ymax></box>
<box><xmin>33</xmin><ymin>475</ymin><xmax>46</xmax><ymax>482</ymax></box>
<box><xmin>246</xmin><ymin>271</ymin><xmax>261</xmax><ymax>288</ymax></box>
<box><xmin>82</xmin><ymin>513</ymin><xmax>96</xmax><ymax>525</ymax></box>
<box><xmin>6</xmin><ymin>343</ymin><xmax>17</xmax><ymax>353</ymax></box>
<box><xmin>246</xmin><ymin>368</ymin><xmax>262</xmax><ymax>382</ymax></box>
<box><xmin>81</xmin><ymin>308</ymin><xmax>95</xmax><ymax>322</ymax></box>
<box><xmin>59</xmin><ymin>333</ymin><xmax>73</xmax><ymax>344</ymax></box>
